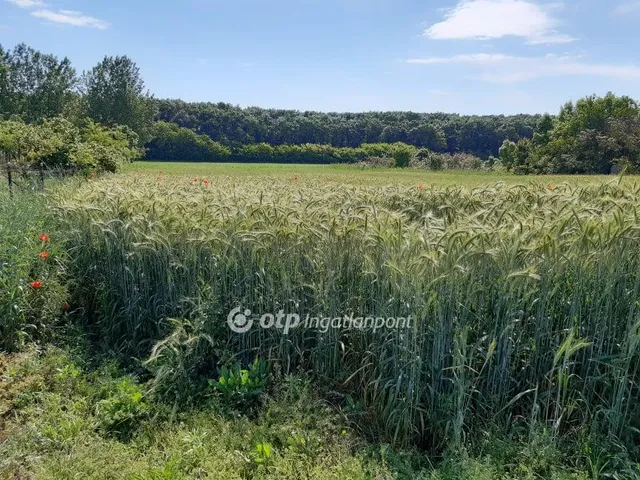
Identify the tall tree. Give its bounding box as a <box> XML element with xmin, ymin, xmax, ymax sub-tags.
<box><xmin>0</xmin><ymin>45</ymin><xmax>10</xmax><ymax>118</ymax></box>
<box><xmin>1</xmin><ymin>43</ymin><xmax>76</xmax><ymax>121</ymax></box>
<box><xmin>82</xmin><ymin>56</ymin><xmax>156</xmax><ymax>143</ymax></box>
<box><xmin>546</xmin><ymin>93</ymin><xmax>640</xmax><ymax>173</ymax></box>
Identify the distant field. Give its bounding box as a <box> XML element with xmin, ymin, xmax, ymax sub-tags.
<box><xmin>127</xmin><ymin>161</ymin><xmax>624</xmax><ymax>187</ymax></box>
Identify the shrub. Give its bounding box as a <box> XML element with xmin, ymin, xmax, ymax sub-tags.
<box><xmin>392</xmin><ymin>146</ymin><xmax>412</xmax><ymax>168</ymax></box>
<box><xmin>0</xmin><ymin>117</ymin><xmax>142</xmax><ymax>175</ymax></box>
<box><xmin>414</xmin><ymin>147</ymin><xmax>431</xmax><ymax>162</ymax></box>
<box><xmin>145</xmin><ymin>121</ymin><xmax>231</xmax><ymax>162</ymax></box>
<box><xmin>210</xmin><ymin>358</ymin><xmax>269</xmax><ymax>412</ymax></box>
<box><xmin>428</xmin><ymin>154</ymin><xmax>444</xmax><ymax>170</ymax></box>
<box><xmin>95</xmin><ymin>377</ymin><xmax>148</xmax><ymax>439</ymax></box>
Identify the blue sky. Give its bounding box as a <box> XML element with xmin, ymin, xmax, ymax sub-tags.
<box><xmin>1</xmin><ymin>0</ymin><xmax>640</xmax><ymax>114</ymax></box>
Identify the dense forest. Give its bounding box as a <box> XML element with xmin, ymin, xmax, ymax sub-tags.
<box><xmin>154</xmin><ymin>99</ymin><xmax>540</xmax><ymax>158</ymax></box>
<box><xmin>2</xmin><ymin>42</ymin><xmax>640</xmax><ymax>174</ymax></box>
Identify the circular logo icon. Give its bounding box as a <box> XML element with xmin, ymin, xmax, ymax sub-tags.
<box><xmin>227</xmin><ymin>307</ymin><xmax>253</xmax><ymax>333</ymax></box>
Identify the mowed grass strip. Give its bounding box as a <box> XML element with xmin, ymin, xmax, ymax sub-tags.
<box><xmin>126</xmin><ymin>161</ymin><xmax>625</xmax><ymax>187</ymax></box>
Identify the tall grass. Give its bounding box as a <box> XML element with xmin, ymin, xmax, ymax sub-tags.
<box><xmin>0</xmin><ymin>186</ymin><xmax>66</xmax><ymax>351</ymax></box>
<box><xmin>54</xmin><ymin>175</ymin><xmax>640</xmax><ymax>454</ymax></box>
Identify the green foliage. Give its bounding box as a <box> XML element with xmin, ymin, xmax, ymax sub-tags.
<box><xmin>82</xmin><ymin>55</ymin><xmax>157</xmax><ymax>144</ymax></box>
<box><xmin>78</xmin><ymin>119</ymin><xmax>142</xmax><ymax>172</ymax></box>
<box><xmin>211</xmin><ymin>358</ymin><xmax>269</xmax><ymax>411</ymax></box>
<box><xmin>144</xmin><ymin>316</ymin><xmax>222</xmax><ymax>406</ymax></box>
<box><xmin>510</xmin><ymin>93</ymin><xmax>640</xmax><ymax>174</ymax></box>
<box><xmin>0</xmin><ymin>43</ymin><xmax>76</xmax><ymax>122</ymax></box>
<box><xmin>0</xmin><ymin>352</ymin><xmax>407</xmax><ymax>479</ymax></box>
<box><xmin>415</xmin><ymin>148</ymin><xmax>431</xmax><ymax>162</ymax></box>
<box><xmin>426</xmin><ymin>154</ymin><xmax>442</xmax><ymax>170</ymax></box>
<box><xmin>250</xmin><ymin>442</ymin><xmax>273</xmax><ymax>465</ymax></box>
<box><xmin>55</xmin><ymin>174</ymin><xmax>640</xmax><ymax>458</ymax></box>
<box><xmin>0</xmin><ymin>117</ymin><xmax>141</xmax><ymax>173</ymax></box>
<box><xmin>498</xmin><ymin>139</ymin><xmax>518</xmax><ymax>169</ymax></box>
<box><xmin>392</xmin><ymin>144</ymin><xmax>413</xmax><ymax>168</ymax></box>
<box><xmin>155</xmin><ymin>99</ymin><xmax>538</xmax><ymax>158</ymax></box>
<box><xmin>147</xmin><ymin>140</ymin><xmax>418</xmax><ymax>165</ymax></box>
<box><xmin>413</xmin><ymin>151</ymin><xmax>483</xmax><ymax>170</ymax></box>
<box><xmin>1</xmin><ymin>190</ymin><xmax>636</xmax><ymax>478</ymax></box>
<box><xmin>94</xmin><ymin>377</ymin><xmax>149</xmax><ymax>440</ymax></box>
<box><xmin>146</xmin><ymin>121</ymin><xmax>231</xmax><ymax>161</ymax></box>
<box><xmin>0</xmin><ymin>45</ymin><xmax>11</xmax><ymax>118</ymax></box>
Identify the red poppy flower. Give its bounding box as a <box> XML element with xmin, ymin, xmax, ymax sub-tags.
<box><xmin>30</xmin><ymin>281</ymin><xmax>43</xmax><ymax>289</ymax></box>
<box><xmin>547</xmin><ymin>184</ymin><xmax>553</xmax><ymax>190</ymax></box>
<box><xmin>417</xmin><ymin>184</ymin><xmax>425</xmax><ymax>190</ymax></box>
<box><xmin>292</xmin><ymin>176</ymin><xmax>300</xmax><ymax>181</ymax></box>
<box><xmin>38</xmin><ymin>234</ymin><xmax>50</xmax><ymax>243</ymax></box>
<box><xmin>39</xmin><ymin>252</ymin><xmax>50</xmax><ymax>259</ymax></box>
<box><xmin>194</xmin><ymin>177</ymin><xmax>199</xmax><ymax>183</ymax></box>
<box><xmin>64</xmin><ymin>303</ymin><xmax>70</xmax><ymax>311</ymax></box>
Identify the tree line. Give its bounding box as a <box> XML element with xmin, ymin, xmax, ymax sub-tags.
<box><xmin>154</xmin><ymin>99</ymin><xmax>540</xmax><ymax>158</ymax></box>
<box><xmin>2</xmin><ymin>42</ymin><xmax>640</xmax><ymax>173</ymax></box>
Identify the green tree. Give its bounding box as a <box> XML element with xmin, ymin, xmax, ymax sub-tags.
<box><xmin>546</xmin><ymin>93</ymin><xmax>640</xmax><ymax>173</ymax></box>
<box><xmin>0</xmin><ymin>45</ymin><xmax>11</xmax><ymax>118</ymax></box>
<box><xmin>498</xmin><ymin>140</ymin><xmax>518</xmax><ymax>169</ymax></box>
<box><xmin>392</xmin><ymin>144</ymin><xmax>413</xmax><ymax>168</ymax></box>
<box><xmin>532</xmin><ymin>114</ymin><xmax>554</xmax><ymax>146</ymax></box>
<box><xmin>407</xmin><ymin>124</ymin><xmax>447</xmax><ymax>150</ymax></box>
<box><xmin>82</xmin><ymin>56</ymin><xmax>156</xmax><ymax>143</ymax></box>
<box><xmin>1</xmin><ymin>43</ymin><xmax>76</xmax><ymax>121</ymax></box>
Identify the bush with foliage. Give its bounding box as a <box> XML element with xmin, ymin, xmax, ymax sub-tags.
<box><xmin>145</xmin><ymin>121</ymin><xmax>231</xmax><ymax>162</ymax></box>
<box><xmin>210</xmin><ymin>358</ymin><xmax>269</xmax><ymax>412</ymax></box>
<box><xmin>392</xmin><ymin>144</ymin><xmax>413</xmax><ymax>168</ymax></box>
<box><xmin>94</xmin><ymin>377</ymin><xmax>149</xmax><ymax>440</ymax></box>
<box><xmin>501</xmin><ymin>94</ymin><xmax>640</xmax><ymax>174</ymax></box>
<box><xmin>0</xmin><ymin>117</ymin><xmax>142</xmax><ymax>175</ymax></box>
<box><xmin>145</xmin><ymin>137</ymin><xmax>421</xmax><ymax>165</ymax></box>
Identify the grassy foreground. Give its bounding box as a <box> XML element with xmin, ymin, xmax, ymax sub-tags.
<box><xmin>2</xmin><ymin>164</ymin><xmax>640</xmax><ymax>478</ymax></box>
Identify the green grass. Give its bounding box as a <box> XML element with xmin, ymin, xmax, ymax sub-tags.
<box><xmin>127</xmin><ymin>161</ymin><xmax>623</xmax><ymax>186</ymax></box>
<box><xmin>0</xmin><ymin>186</ymin><xmax>67</xmax><ymax>351</ymax></box>
<box><xmin>0</xmin><ymin>347</ymin><xmax>592</xmax><ymax>479</ymax></box>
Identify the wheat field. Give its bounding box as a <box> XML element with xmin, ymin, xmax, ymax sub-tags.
<box><xmin>51</xmin><ymin>170</ymin><xmax>640</xmax><ymax>453</ymax></box>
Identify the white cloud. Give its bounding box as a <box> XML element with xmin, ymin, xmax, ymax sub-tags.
<box><xmin>31</xmin><ymin>9</ymin><xmax>108</xmax><ymax>29</ymax></box>
<box><xmin>5</xmin><ymin>0</ymin><xmax>46</xmax><ymax>8</ymax></box>
<box><xmin>407</xmin><ymin>53</ymin><xmax>640</xmax><ymax>83</ymax></box>
<box><xmin>425</xmin><ymin>0</ymin><xmax>575</xmax><ymax>44</ymax></box>
<box><xmin>613</xmin><ymin>1</ymin><xmax>640</xmax><ymax>15</ymax></box>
